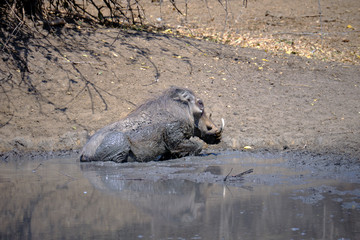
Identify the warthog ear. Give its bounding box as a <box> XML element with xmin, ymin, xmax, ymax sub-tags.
<box><xmin>196</xmin><ymin>99</ymin><xmax>204</xmax><ymax>112</ymax></box>
<box><xmin>171</xmin><ymin>88</ymin><xmax>195</xmax><ymax>104</ymax></box>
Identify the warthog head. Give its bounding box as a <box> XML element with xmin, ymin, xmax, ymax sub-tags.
<box><xmin>170</xmin><ymin>87</ymin><xmax>223</xmax><ymax>144</ymax></box>
<box><xmin>194</xmin><ymin>106</ymin><xmax>224</xmax><ymax>144</ymax></box>
<box><xmin>194</xmin><ymin>112</ymin><xmax>223</xmax><ymax>144</ymax></box>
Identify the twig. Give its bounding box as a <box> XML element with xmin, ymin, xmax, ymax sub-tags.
<box><xmin>169</xmin><ymin>0</ymin><xmax>183</xmax><ymax>15</ymax></box>
<box><xmin>86</xmin><ymin>83</ymin><xmax>95</xmax><ymax>113</ymax></box>
<box><xmin>224</xmin><ymin>0</ymin><xmax>228</xmax><ymax>30</ymax></box>
<box><xmin>202</xmin><ymin>0</ymin><xmax>213</xmax><ymax>21</ymax></box>
<box><xmin>1</xmin><ymin>21</ymin><xmax>23</xmax><ymax>51</ymax></box>
<box><xmin>159</xmin><ymin>0</ymin><xmax>163</xmax><ymax>21</ymax></box>
<box><xmin>223</xmin><ymin>168</ymin><xmax>233</xmax><ymax>181</ymax></box>
<box><xmin>62</xmin><ymin>61</ymin><xmax>105</xmax><ymax>65</ymax></box>
<box><xmin>68</xmin><ymin>62</ymin><xmax>111</xmax><ymax>113</ymax></box>
<box><xmin>272</xmin><ymin>32</ymin><xmax>319</xmax><ymax>36</ymax></box>
<box><xmin>233</xmin><ymin>169</ymin><xmax>253</xmax><ymax>178</ymax></box>
<box><xmin>185</xmin><ymin>0</ymin><xmax>188</xmax><ymax>23</ymax></box>
<box><xmin>135</xmin><ymin>0</ymin><xmax>146</xmax><ymax>25</ymax></box>
<box><xmin>265</xmin><ymin>12</ymin><xmax>322</xmax><ymax>19</ymax></box>
<box><xmin>224</xmin><ymin>168</ymin><xmax>254</xmax><ymax>181</ymax></box>
<box><xmin>0</xmin><ymin>74</ymin><xmax>15</xmax><ymax>127</ymax></box>
<box><xmin>127</xmin><ymin>0</ymin><xmax>135</xmax><ymax>24</ymax></box>
<box><xmin>32</xmin><ymin>163</ymin><xmax>43</xmax><ymax>173</ymax></box>
<box><xmin>318</xmin><ymin>0</ymin><xmax>323</xmax><ymax>44</ymax></box>
<box><xmin>243</xmin><ymin>0</ymin><xmax>248</xmax><ymax>8</ymax></box>
<box><xmin>217</xmin><ymin>0</ymin><xmax>229</xmax><ymax>30</ymax></box>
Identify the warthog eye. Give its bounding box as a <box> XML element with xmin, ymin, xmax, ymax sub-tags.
<box><xmin>197</xmin><ymin>99</ymin><xmax>204</xmax><ymax>109</ymax></box>
<box><xmin>207</xmin><ymin>125</ymin><xmax>212</xmax><ymax>131</ymax></box>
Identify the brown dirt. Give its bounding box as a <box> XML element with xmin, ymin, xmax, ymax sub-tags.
<box><xmin>0</xmin><ymin>0</ymin><xmax>359</xmax><ymax>162</ymax></box>
<box><xmin>144</xmin><ymin>0</ymin><xmax>360</xmax><ymax>64</ymax></box>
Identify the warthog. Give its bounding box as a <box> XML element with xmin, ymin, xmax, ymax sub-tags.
<box><xmin>80</xmin><ymin>87</ymin><xmax>224</xmax><ymax>163</ymax></box>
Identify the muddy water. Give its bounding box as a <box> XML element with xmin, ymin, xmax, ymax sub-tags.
<box><xmin>0</xmin><ymin>152</ymin><xmax>359</xmax><ymax>240</ymax></box>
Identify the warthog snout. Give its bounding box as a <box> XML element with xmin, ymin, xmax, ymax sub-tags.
<box><xmin>195</xmin><ymin>112</ymin><xmax>224</xmax><ymax>144</ymax></box>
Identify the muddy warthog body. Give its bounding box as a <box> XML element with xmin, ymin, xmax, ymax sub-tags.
<box><xmin>80</xmin><ymin>87</ymin><xmax>223</xmax><ymax>163</ymax></box>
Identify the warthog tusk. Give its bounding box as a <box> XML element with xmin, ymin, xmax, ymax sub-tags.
<box><xmin>221</xmin><ymin>118</ymin><xmax>225</xmax><ymax>130</ymax></box>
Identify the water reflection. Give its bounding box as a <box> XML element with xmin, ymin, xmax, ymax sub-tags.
<box><xmin>0</xmin><ymin>153</ymin><xmax>359</xmax><ymax>240</ymax></box>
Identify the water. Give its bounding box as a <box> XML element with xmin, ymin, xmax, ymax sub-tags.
<box><xmin>0</xmin><ymin>152</ymin><xmax>359</xmax><ymax>240</ymax></box>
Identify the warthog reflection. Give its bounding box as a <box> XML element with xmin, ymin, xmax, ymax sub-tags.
<box><xmin>80</xmin><ymin>163</ymin><xmax>217</xmax><ymax>224</ymax></box>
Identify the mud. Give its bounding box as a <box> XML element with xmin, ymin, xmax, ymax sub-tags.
<box><xmin>80</xmin><ymin>150</ymin><xmax>360</xmax><ymax>187</ymax></box>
